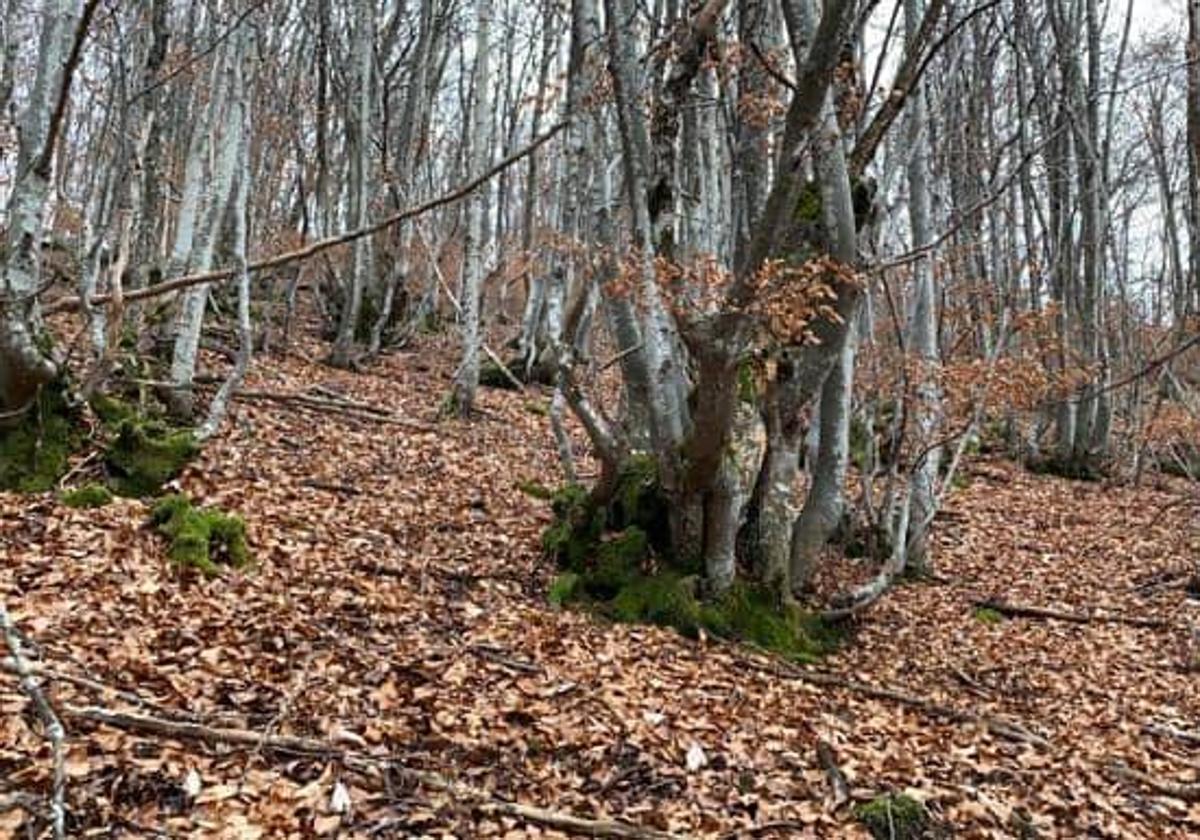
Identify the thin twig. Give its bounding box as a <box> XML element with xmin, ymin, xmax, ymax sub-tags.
<box><xmin>1</xmin><ymin>605</ymin><xmax>67</xmax><ymax>839</ymax></box>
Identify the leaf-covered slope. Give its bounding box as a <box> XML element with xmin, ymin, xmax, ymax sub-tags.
<box><xmin>2</xmin><ymin>332</ymin><xmax>1198</xmax><ymax>837</ymax></box>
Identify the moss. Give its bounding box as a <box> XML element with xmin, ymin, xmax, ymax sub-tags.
<box><xmin>541</xmin><ymin>484</ymin><xmax>606</xmax><ymax>570</ymax></box>
<box><xmin>548</xmin><ymin>572</ymin><xmax>581</xmax><ymax>607</ymax></box>
<box><xmin>524</xmin><ymin>399</ymin><xmax>549</xmax><ymax>417</ymax></box>
<box><xmin>90</xmin><ymin>392</ymin><xmax>136</xmax><ymax>426</ymax></box>
<box><xmin>585</xmin><ymin>528</ymin><xmax>648</xmax><ymax>598</ymax></box>
<box><xmin>794</xmin><ymin>181</ymin><xmax>823</xmax><ymax>223</ymax></box>
<box><xmin>609</xmin><ymin>454</ymin><xmax>671</xmax><ymax>552</ymax></box>
<box><xmin>611</xmin><ymin>573</ymin><xmax>701</xmax><ymax>635</ymax></box>
<box><xmin>479</xmin><ymin>360</ymin><xmax>521</xmax><ymax>390</ymax></box>
<box><xmin>737</xmin><ymin>358</ymin><xmax>759</xmax><ymax>404</ymax></box>
<box><xmin>853</xmin><ymin>794</ymin><xmax>931</xmax><ymax>840</ymax></box>
<box><xmin>516</xmin><ymin>479</ymin><xmax>555</xmax><ymax>501</ymax></box>
<box><xmin>699</xmin><ymin>583</ymin><xmax>845</xmax><ymax>662</ymax></box>
<box><xmin>151</xmin><ymin>494</ymin><xmax>250</xmax><ymax>576</ymax></box>
<box><xmin>105</xmin><ymin>419</ymin><xmax>198</xmax><ymax>497</ymax></box>
<box><xmin>0</xmin><ymin>380</ymin><xmax>82</xmax><ymax>493</ymax></box>
<box><xmin>973</xmin><ymin>606</ymin><xmax>1003</xmax><ymax>625</ymax></box>
<box><xmin>60</xmin><ymin>484</ymin><xmax>113</xmax><ymax>509</ymax></box>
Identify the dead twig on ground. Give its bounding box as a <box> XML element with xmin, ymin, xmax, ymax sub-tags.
<box><xmin>60</xmin><ymin>705</ymin><xmax>685</xmax><ymax>839</ymax></box>
<box><xmin>744</xmin><ymin>653</ymin><xmax>1049</xmax><ymax>747</ymax></box>
<box><xmin>1106</xmin><ymin>760</ymin><xmax>1200</xmax><ymax>802</ymax></box>
<box><xmin>1</xmin><ymin>606</ymin><xmax>67</xmax><ymax>840</ymax></box>
<box><xmin>974</xmin><ymin>599</ymin><xmax>1169</xmax><ymax>629</ymax></box>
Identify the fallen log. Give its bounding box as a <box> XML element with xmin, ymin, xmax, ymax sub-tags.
<box><xmin>973</xmin><ymin>599</ymin><xmax>1168</xmax><ymax>629</ymax></box>
<box><xmin>62</xmin><ymin>705</ymin><xmax>685</xmax><ymax>840</ymax></box>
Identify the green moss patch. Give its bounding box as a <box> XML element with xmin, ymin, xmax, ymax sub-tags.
<box><xmin>539</xmin><ymin>459</ymin><xmax>842</xmax><ymax>661</ymax></box>
<box><xmin>151</xmin><ymin>494</ymin><xmax>249</xmax><ymax>576</ymax></box>
<box><xmin>60</xmin><ymin>484</ymin><xmax>113</xmax><ymax>509</ymax></box>
<box><xmin>1028</xmin><ymin>453</ymin><xmax>1104</xmax><ymax>482</ymax></box>
<box><xmin>0</xmin><ymin>380</ymin><xmax>82</xmax><ymax>493</ymax></box>
<box><xmin>548</xmin><ymin>571</ymin><xmax>581</xmax><ymax>607</ymax></box>
<box><xmin>699</xmin><ymin>583</ymin><xmax>845</xmax><ymax>662</ymax></box>
<box><xmin>853</xmin><ymin>794</ymin><xmax>932</xmax><ymax>840</ymax></box>
<box><xmin>516</xmin><ymin>479</ymin><xmax>554</xmax><ymax>501</ymax></box>
<box><xmin>104</xmin><ymin>417</ymin><xmax>198</xmax><ymax>497</ymax></box>
<box><xmin>973</xmin><ymin>606</ymin><xmax>1003</xmax><ymax>625</ymax></box>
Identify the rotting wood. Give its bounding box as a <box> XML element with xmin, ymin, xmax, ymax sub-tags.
<box><xmin>974</xmin><ymin>598</ymin><xmax>1169</xmax><ymax>629</ymax></box>
<box><xmin>61</xmin><ymin>705</ymin><xmax>686</xmax><ymax>839</ymax></box>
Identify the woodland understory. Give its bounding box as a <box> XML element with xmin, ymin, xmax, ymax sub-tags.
<box><xmin>2</xmin><ymin>320</ymin><xmax>1200</xmax><ymax>838</ymax></box>
<box><xmin>6</xmin><ymin>0</ymin><xmax>1200</xmax><ymax>836</ymax></box>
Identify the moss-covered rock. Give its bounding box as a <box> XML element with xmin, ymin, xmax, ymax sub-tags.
<box><xmin>60</xmin><ymin>484</ymin><xmax>113</xmax><ymax>509</ymax></box>
<box><xmin>536</xmin><ymin>454</ymin><xmax>840</xmax><ymax>661</ymax></box>
<box><xmin>105</xmin><ymin>418</ymin><xmax>198</xmax><ymax>497</ymax></box>
<box><xmin>541</xmin><ymin>484</ymin><xmax>606</xmax><ymax>569</ymax></box>
<box><xmin>853</xmin><ymin>794</ymin><xmax>932</xmax><ymax>840</ymax></box>
<box><xmin>151</xmin><ymin>493</ymin><xmax>249</xmax><ymax>576</ymax></box>
<box><xmin>0</xmin><ymin>380</ymin><xmax>82</xmax><ymax>493</ymax></box>
<box><xmin>586</xmin><ymin>528</ymin><xmax>649</xmax><ymax>598</ymax></box>
<box><xmin>609</xmin><ymin>454</ymin><xmax>671</xmax><ymax>553</ymax></box>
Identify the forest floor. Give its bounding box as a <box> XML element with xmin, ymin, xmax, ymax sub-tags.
<box><xmin>2</xmin><ymin>319</ymin><xmax>1200</xmax><ymax>839</ymax></box>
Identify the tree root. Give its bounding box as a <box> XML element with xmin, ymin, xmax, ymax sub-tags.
<box><xmin>973</xmin><ymin>598</ymin><xmax>1169</xmax><ymax>629</ymax></box>
<box><xmin>61</xmin><ymin>705</ymin><xmax>685</xmax><ymax>839</ymax></box>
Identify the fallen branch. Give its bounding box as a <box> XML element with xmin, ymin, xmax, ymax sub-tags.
<box><xmin>1106</xmin><ymin>761</ymin><xmax>1200</xmax><ymax>802</ymax></box>
<box><xmin>44</xmin><ymin>122</ymin><xmax>568</xmax><ymax>315</ymax></box>
<box><xmin>974</xmin><ymin>599</ymin><xmax>1169</xmax><ymax>629</ymax></box>
<box><xmin>61</xmin><ymin>705</ymin><xmax>684</xmax><ymax>839</ymax></box>
<box><xmin>233</xmin><ymin>388</ymin><xmax>435</xmax><ymax>432</ymax></box>
<box><xmin>1</xmin><ymin>606</ymin><xmax>67</xmax><ymax>840</ymax></box>
<box><xmin>746</xmin><ymin>655</ymin><xmax>1048</xmax><ymax>747</ymax></box>
<box><xmin>1144</xmin><ymin>723</ymin><xmax>1200</xmax><ymax>747</ymax></box>
<box><xmin>816</xmin><ymin>739</ymin><xmax>850</xmax><ymax>812</ymax></box>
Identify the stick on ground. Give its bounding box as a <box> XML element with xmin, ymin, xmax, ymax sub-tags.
<box><xmin>61</xmin><ymin>704</ymin><xmax>685</xmax><ymax>840</ymax></box>
<box><xmin>974</xmin><ymin>598</ymin><xmax>1169</xmax><ymax>629</ymax></box>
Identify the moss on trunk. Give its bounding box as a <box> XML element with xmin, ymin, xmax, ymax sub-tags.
<box><xmin>539</xmin><ymin>458</ymin><xmax>844</xmax><ymax>661</ymax></box>
<box><xmin>0</xmin><ymin>379</ymin><xmax>81</xmax><ymax>493</ymax></box>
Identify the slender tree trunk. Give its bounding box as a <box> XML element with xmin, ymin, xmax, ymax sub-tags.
<box><xmin>451</xmin><ymin>0</ymin><xmax>494</xmax><ymax>414</ymax></box>
<box><xmin>330</xmin><ymin>0</ymin><xmax>375</xmax><ymax>368</ymax></box>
